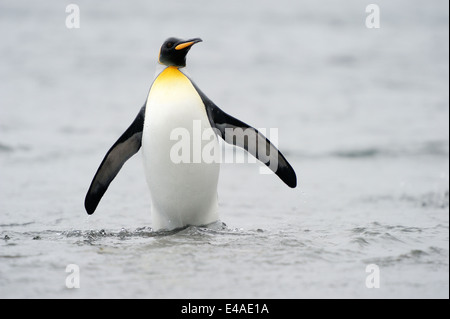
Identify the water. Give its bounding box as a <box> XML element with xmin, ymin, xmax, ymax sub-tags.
<box><xmin>0</xmin><ymin>0</ymin><xmax>448</xmax><ymax>298</ymax></box>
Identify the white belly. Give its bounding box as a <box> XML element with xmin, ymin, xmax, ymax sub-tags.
<box><xmin>142</xmin><ymin>67</ymin><xmax>220</xmax><ymax>230</ymax></box>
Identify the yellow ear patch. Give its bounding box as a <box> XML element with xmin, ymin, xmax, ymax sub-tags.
<box><xmin>175</xmin><ymin>41</ymin><xmax>195</xmax><ymax>51</ymax></box>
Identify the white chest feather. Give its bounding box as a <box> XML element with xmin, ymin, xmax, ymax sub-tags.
<box><xmin>141</xmin><ymin>67</ymin><xmax>220</xmax><ymax>230</ymax></box>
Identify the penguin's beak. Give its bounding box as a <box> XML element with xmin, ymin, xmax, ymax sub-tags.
<box><xmin>175</xmin><ymin>38</ymin><xmax>203</xmax><ymax>51</ymax></box>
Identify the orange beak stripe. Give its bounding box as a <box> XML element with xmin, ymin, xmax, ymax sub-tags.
<box><xmin>175</xmin><ymin>41</ymin><xmax>196</xmax><ymax>51</ymax></box>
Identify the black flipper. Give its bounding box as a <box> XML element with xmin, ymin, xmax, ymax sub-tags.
<box><xmin>191</xmin><ymin>83</ymin><xmax>297</xmax><ymax>188</ymax></box>
<box><xmin>85</xmin><ymin>106</ymin><xmax>146</xmax><ymax>214</ymax></box>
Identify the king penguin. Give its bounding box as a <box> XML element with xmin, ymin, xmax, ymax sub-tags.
<box><xmin>85</xmin><ymin>37</ymin><xmax>297</xmax><ymax>230</ymax></box>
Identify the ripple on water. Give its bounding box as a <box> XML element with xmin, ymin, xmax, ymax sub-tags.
<box><xmin>363</xmin><ymin>247</ymin><xmax>446</xmax><ymax>267</ymax></box>
<box><xmin>0</xmin><ymin>222</ymin><xmax>247</xmax><ymax>246</ymax></box>
<box><xmin>348</xmin><ymin>222</ymin><xmax>429</xmax><ymax>250</ymax></box>
<box><xmin>0</xmin><ymin>143</ymin><xmax>14</xmax><ymax>153</ymax></box>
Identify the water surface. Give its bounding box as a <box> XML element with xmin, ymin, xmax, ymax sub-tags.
<box><xmin>0</xmin><ymin>0</ymin><xmax>448</xmax><ymax>298</ymax></box>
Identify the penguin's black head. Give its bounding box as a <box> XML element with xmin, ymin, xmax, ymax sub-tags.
<box><xmin>158</xmin><ymin>37</ymin><xmax>202</xmax><ymax>68</ymax></box>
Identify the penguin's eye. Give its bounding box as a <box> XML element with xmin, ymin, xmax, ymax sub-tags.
<box><xmin>166</xmin><ymin>42</ymin><xmax>174</xmax><ymax>49</ymax></box>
